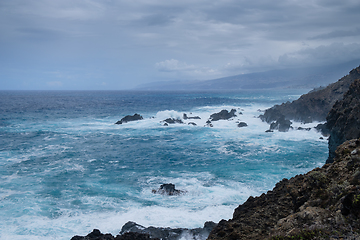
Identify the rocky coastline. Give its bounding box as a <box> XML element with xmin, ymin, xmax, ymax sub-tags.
<box><xmin>73</xmin><ymin>65</ymin><xmax>360</xmax><ymax>240</ymax></box>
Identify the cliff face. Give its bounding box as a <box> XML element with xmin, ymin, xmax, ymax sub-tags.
<box><xmin>326</xmin><ymin>78</ymin><xmax>360</xmax><ymax>163</ymax></box>
<box><xmin>260</xmin><ymin>66</ymin><xmax>360</xmax><ymax>125</ymax></box>
<box><xmin>207</xmin><ymin>139</ymin><xmax>360</xmax><ymax>240</ymax></box>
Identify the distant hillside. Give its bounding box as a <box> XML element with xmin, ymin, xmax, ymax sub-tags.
<box><xmin>260</xmin><ymin>65</ymin><xmax>360</xmax><ymax>125</ymax></box>
<box><xmin>135</xmin><ymin>60</ymin><xmax>360</xmax><ymax>91</ymax></box>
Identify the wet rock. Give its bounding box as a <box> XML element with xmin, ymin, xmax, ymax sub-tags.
<box><xmin>163</xmin><ymin>118</ymin><xmax>183</xmax><ymax>124</ymax></box>
<box><xmin>151</xmin><ymin>183</ymin><xmax>185</xmax><ymax>196</ymax></box>
<box><xmin>188</xmin><ymin>122</ymin><xmax>197</xmax><ymax>126</ymax></box>
<box><xmin>237</xmin><ymin>122</ymin><xmax>248</xmax><ymax>128</ymax></box>
<box><xmin>120</xmin><ymin>221</ymin><xmax>217</xmax><ymax>240</ymax></box>
<box><xmin>115</xmin><ymin>114</ymin><xmax>143</xmax><ymax>124</ymax></box>
<box><xmin>71</xmin><ymin>229</ymin><xmax>115</xmax><ymax>240</ymax></box>
<box><xmin>209</xmin><ymin>109</ymin><xmax>236</xmax><ymax>121</ymax></box>
<box><xmin>314</xmin><ymin>123</ymin><xmax>331</xmax><ymax>136</ymax></box>
<box><xmin>183</xmin><ymin>113</ymin><xmax>201</xmax><ymax>120</ymax></box>
<box><xmin>269</xmin><ymin>115</ymin><xmax>292</xmax><ymax>132</ymax></box>
<box><xmin>297</xmin><ymin>127</ymin><xmax>311</xmax><ymax>131</ymax></box>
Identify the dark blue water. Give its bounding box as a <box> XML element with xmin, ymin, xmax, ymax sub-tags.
<box><xmin>0</xmin><ymin>90</ymin><xmax>328</xmax><ymax>239</ymax></box>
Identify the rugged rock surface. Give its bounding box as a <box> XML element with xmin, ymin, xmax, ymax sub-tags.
<box><xmin>71</xmin><ymin>221</ymin><xmax>216</xmax><ymax>240</ymax></box>
<box><xmin>326</xmin><ymin>78</ymin><xmax>360</xmax><ymax>163</ymax></box>
<box><xmin>269</xmin><ymin>115</ymin><xmax>292</xmax><ymax>132</ymax></box>
<box><xmin>237</xmin><ymin>122</ymin><xmax>248</xmax><ymax>128</ymax></box>
<box><xmin>183</xmin><ymin>113</ymin><xmax>201</xmax><ymax>120</ymax></box>
<box><xmin>115</xmin><ymin>114</ymin><xmax>143</xmax><ymax>124</ymax></box>
<box><xmin>163</xmin><ymin>118</ymin><xmax>184</xmax><ymax>124</ymax></box>
<box><xmin>207</xmin><ymin>139</ymin><xmax>360</xmax><ymax>240</ymax></box>
<box><xmin>151</xmin><ymin>183</ymin><xmax>186</xmax><ymax>196</ymax></box>
<box><xmin>209</xmin><ymin>109</ymin><xmax>237</xmax><ymax>121</ymax></box>
<box><xmin>120</xmin><ymin>221</ymin><xmax>216</xmax><ymax>240</ymax></box>
<box><xmin>259</xmin><ymin>65</ymin><xmax>360</xmax><ymax>127</ymax></box>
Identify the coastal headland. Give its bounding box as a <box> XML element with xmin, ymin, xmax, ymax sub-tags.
<box><xmin>72</xmin><ymin>65</ymin><xmax>360</xmax><ymax>240</ymax></box>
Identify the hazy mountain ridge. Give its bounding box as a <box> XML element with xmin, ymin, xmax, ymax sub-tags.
<box><xmin>135</xmin><ymin>60</ymin><xmax>360</xmax><ymax>91</ymax></box>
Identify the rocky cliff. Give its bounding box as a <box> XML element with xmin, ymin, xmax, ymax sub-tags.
<box><xmin>326</xmin><ymin>78</ymin><xmax>360</xmax><ymax>163</ymax></box>
<box><xmin>207</xmin><ymin>139</ymin><xmax>360</xmax><ymax>240</ymax></box>
<box><xmin>259</xmin><ymin>66</ymin><xmax>360</xmax><ymax>128</ymax></box>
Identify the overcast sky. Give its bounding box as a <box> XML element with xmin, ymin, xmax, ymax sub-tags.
<box><xmin>1</xmin><ymin>0</ymin><xmax>360</xmax><ymax>90</ymax></box>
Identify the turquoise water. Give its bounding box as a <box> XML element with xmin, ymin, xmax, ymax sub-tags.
<box><xmin>0</xmin><ymin>90</ymin><xmax>328</xmax><ymax>239</ymax></box>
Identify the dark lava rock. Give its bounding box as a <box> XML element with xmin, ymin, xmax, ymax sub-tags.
<box><xmin>326</xmin><ymin>77</ymin><xmax>360</xmax><ymax>163</ymax></box>
<box><xmin>314</xmin><ymin>123</ymin><xmax>331</xmax><ymax>136</ymax></box>
<box><xmin>163</xmin><ymin>118</ymin><xmax>184</xmax><ymax>124</ymax></box>
<box><xmin>120</xmin><ymin>221</ymin><xmax>217</xmax><ymax>240</ymax></box>
<box><xmin>188</xmin><ymin>122</ymin><xmax>197</xmax><ymax>126</ymax></box>
<box><xmin>183</xmin><ymin>113</ymin><xmax>201</xmax><ymax>120</ymax></box>
<box><xmin>269</xmin><ymin>115</ymin><xmax>292</xmax><ymax>132</ymax></box>
<box><xmin>71</xmin><ymin>229</ymin><xmax>115</xmax><ymax>240</ymax></box>
<box><xmin>259</xmin><ymin>65</ymin><xmax>360</xmax><ymax>124</ymax></box>
<box><xmin>265</xmin><ymin>129</ymin><xmax>274</xmax><ymax>133</ymax></box>
<box><xmin>208</xmin><ymin>139</ymin><xmax>360</xmax><ymax>240</ymax></box>
<box><xmin>209</xmin><ymin>109</ymin><xmax>236</xmax><ymax>121</ymax></box>
<box><xmin>115</xmin><ymin>114</ymin><xmax>143</xmax><ymax>124</ymax></box>
<box><xmin>237</xmin><ymin>122</ymin><xmax>248</xmax><ymax>128</ymax></box>
<box><xmin>151</xmin><ymin>183</ymin><xmax>185</xmax><ymax>196</ymax></box>
<box><xmin>297</xmin><ymin>127</ymin><xmax>311</xmax><ymax>131</ymax></box>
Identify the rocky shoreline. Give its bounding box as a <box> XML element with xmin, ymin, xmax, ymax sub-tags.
<box><xmin>72</xmin><ymin>65</ymin><xmax>360</xmax><ymax>240</ymax></box>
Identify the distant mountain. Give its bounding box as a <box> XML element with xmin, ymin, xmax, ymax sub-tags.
<box><xmin>135</xmin><ymin>60</ymin><xmax>360</xmax><ymax>91</ymax></box>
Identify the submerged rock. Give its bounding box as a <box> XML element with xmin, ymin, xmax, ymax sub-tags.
<box><xmin>269</xmin><ymin>115</ymin><xmax>292</xmax><ymax>132</ymax></box>
<box><xmin>162</xmin><ymin>118</ymin><xmax>184</xmax><ymax>124</ymax></box>
<box><xmin>115</xmin><ymin>114</ymin><xmax>143</xmax><ymax>124</ymax></box>
<box><xmin>183</xmin><ymin>113</ymin><xmax>201</xmax><ymax>120</ymax></box>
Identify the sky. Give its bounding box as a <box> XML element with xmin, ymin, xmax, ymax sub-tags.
<box><xmin>1</xmin><ymin>0</ymin><xmax>360</xmax><ymax>90</ymax></box>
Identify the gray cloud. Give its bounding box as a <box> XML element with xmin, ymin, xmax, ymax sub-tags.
<box><xmin>1</xmin><ymin>0</ymin><xmax>360</xmax><ymax>90</ymax></box>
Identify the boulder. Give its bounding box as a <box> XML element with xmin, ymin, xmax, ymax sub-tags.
<box><xmin>209</xmin><ymin>109</ymin><xmax>236</xmax><ymax>121</ymax></box>
<box><xmin>163</xmin><ymin>118</ymin><xmax>183</xmax><ymax>124</ymax></box>
<box><xmin>183</xmin><ymin>113</ymin><xmax>201</xmax><ymax>120</ymax></box>
<box><xmin>152</xmin><ymin>183</ymin><xmax>185</xmax><ymax>196</ymax></box>
<box><xmin>115</xmin><ymin>114</ymin><xmax>143</xmax><ymax>124</ymax></box>
<box><xmin>269</xmin><ymin>115</ymin><xmax>292</xmax><ymax>132</ymax></box>
<box><xmin>237</xmin><ymin>122</ymin><xmax>248</xmax><ymax>128</ymax></box>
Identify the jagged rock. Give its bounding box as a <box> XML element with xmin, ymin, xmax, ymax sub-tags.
<box><xmin>188</xmin><ymin>122</ymin><xmax>197</xmax><ymax>126</ymax></box>
<box><xmin>120</xmin><ymin>221</ymin><xmax>217</xmax><ymax>240</ymax></box>
<box><xmin>71</xmin><ymin>229</ymin><xmax>115</xmax><ymax>240</ymax></box>
<box><xmin>183</xmin><ymin>113</ymin><xmax>201</xmax><ymax>120</ymax></box>
<box><xmin>326</xmin><ymin>77</ymin><xmax>360</xmax><ymax>163</ymax></box>
<box><xmin>207</xmin><ymin>139</ymin><xmax>360</xmax><ymax>240</ymax></box>
<box><xmin>269</xmin><ymin>115</ymin><xmax>292</xmax><ymax>132</ymax></box>
<box><xmin>115</xmin><ymin>114</ymin><xmax>143</xmax><ymax>124</ymax></box>
<box><xmin>163</xmin><ymin>118</ymin><xmax>184</xmax><ymax>124</ymax></box>
<box><xmin>237</xmin><ymin>122</ymin><xmax>248</xmax><ymax>128</ymax></box>
<box><xmin>259</xmin><ymin>65</ymin><xmax>360</xmax><ymax>124</ymax></box>
<box><xmin>314</xmin><ymin>123</ymin><xmax>331</xmax><ymax>136</ymax></box>
<box><xmin>209</xmin><ymin>109</ymin><xmax>236</xmax><ymax>121</ymax></box>
<box><xmin>297</xmin><ymin>127</ymin><xmax>311</xmax><ymax>131</ymax></box>
<box><xmin>151</xmin><ymin>183</ymin><xmax>185</xmax><ymax>196</ymax></box>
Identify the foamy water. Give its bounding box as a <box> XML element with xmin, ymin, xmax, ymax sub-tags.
<box><xmin>0</xmin><ymin>90</ymin><xmax>328</xmax><ymax>239</ymax></box>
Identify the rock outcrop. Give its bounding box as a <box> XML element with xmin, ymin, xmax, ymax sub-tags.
<box><xmin>326</xmin><ymin>78</ymin><xmax>360</xmax><ymax>163</ymax></box>
<box><xmin>151</xmin><ymin>183</ymin><xmax>186</xmax><ymax>196</ymax></box>
<box><xmin>71</xmin><ymin>221</ymin><xmax>217</xmax><ymax>240</ymax></box>
<box><xmin>259</xmin><ymin>66</ymin><xmax>360</xmax><ymax>128</ymax></box>
<box><xmin>209</xmin><ymin>109</ymin><xmax>237</xmax><ymax>121</ymax></box>
<box><xmin>207</xmin><ymin>139</ymin><xmax>360</xmax><ymax>240</ymax></box>
<box><xmin>115</xmin><ymin>114</ymin><xmax>143</xmax><ymax>124</ymax></box>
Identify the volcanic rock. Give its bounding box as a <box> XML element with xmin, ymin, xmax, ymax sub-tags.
<box><xmin>163</xmin><ymin>118</ymin><xmax>184</xmax><ymax>124</ymax></box>
<box><xmin>151</xmin><ymin>183</ymin><xmax>185</xmax><ymax>196</ymax></box>
<box><xmin>326</xmin><ymin>78</ymin><xmax>360</xmax><ymax>163</ymax></box>
<box><xmin>115</xmin><ymin>114</ymin><xmax>143</xmax><ymax>124</ymax></box>
<box><xmin>259</xmin><ymin>65</ymin><xmax>360</xmax><ymax>125</ymax></box>
<box><xmin>209</xmin><ymin>109</ymin><xmax>236</xmax><ymax>121</ymax></box>
<box><xmin>207</xmin><ymin>139</ymin><xmax>360</xmax><ymax>240</ymax></box>
<box><xmin>237</xmin><ymin>122</ymin><xmax>248</xmax><ymax>128</ymax></box>
<box><xmin>183</xmin><ymin>113</ymin><xmax>201</xmax><ymax>120</ymax></box>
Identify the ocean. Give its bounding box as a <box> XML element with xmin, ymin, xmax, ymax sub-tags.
<box><xmin>0</xmin><ymin>90</ymin><xmax>328</xmax><ymax>239</ymax></box>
